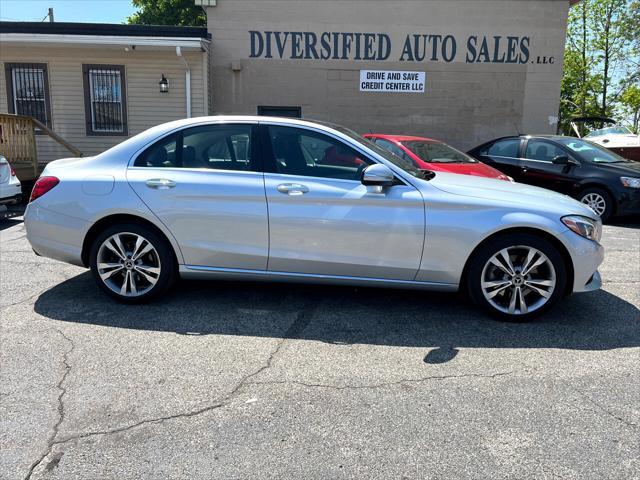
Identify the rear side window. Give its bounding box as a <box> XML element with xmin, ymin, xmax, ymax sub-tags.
<box><xmin>134</xmin><ymin>124</ymin><xmax>255</xmax><ymax>171</ymax></box>
<box><xmin>486</xmin><ymin>139</ymin><xmax>521</xmax><ymax>158</ymax></box>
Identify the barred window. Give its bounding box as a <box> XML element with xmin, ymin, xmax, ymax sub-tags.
<box><xmin>4</xmin><ymin>63</ymin><xmax>52</xmax><ymax>127</ymax></box>
<box><xmin>83</xmin><ymin>65</ymin><xmax>127</xmax><ymax>135</ymax></box>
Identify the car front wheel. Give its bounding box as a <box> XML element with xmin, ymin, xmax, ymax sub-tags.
<box><xmin>467</xmin><ymin>233</ymin><xmax>567</xmax><ymax>321</ymax></box>
<box><xmin>89</xmin><ymin>223</ymin><xmax>176</xmax><ymax>303</ymax></box>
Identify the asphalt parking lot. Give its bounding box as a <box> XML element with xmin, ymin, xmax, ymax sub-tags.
<box><xmin>1</xmin><ymin>208</ymin><xmax>638</xmax><ymax>480</ymax></box>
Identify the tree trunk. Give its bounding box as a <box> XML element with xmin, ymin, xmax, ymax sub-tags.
<box><xmin>602</xmin><ymin>5</ymin><xmax>612</xmax><ymax>117</ymax></box>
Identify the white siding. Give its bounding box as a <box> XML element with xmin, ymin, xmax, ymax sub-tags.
<box><xmin>0</xmin><ymin>43</ymin><xmax>208</xmax><ymax>164</ymax></box>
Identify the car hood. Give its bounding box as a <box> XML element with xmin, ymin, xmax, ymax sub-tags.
<box><xmin>427</xmin><ymin>171</ymin><xmax>596</xmax><ymax>217</ymax></box>
<box><xmin>427</xmin><ymin>161</ymin><xmax>506</xmax><ymax>179</ymax></box>
<box><xmin>593</xmin><ymin>160</ymin><xmax>640</xmax><ymax>175</ymax></box>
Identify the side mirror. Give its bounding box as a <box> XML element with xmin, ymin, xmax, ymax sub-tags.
<box><xmin>361</xmin><ymin>164</ymin><xmax>396</xmax><ymax>187</ymax></box>
<box><xmin>552</xmin><ymin>155</ymin><xmax>569</xmax><ymax>165</ymax></box>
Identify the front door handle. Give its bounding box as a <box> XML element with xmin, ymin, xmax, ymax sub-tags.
<box><xmin>277</xmin><ymin>183</ymin><xmax>309</xmax><ymax>195</ymax></box>
<box><xmin>146</xmin><ymin>178</ymin><xmax>176</xmax><ymax>189</ymax></box>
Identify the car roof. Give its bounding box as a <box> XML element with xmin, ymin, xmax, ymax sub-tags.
<box><xmin>473</xmin><ymin>134</ymin><xmax>577</xmax><ymax>146</ymax></box>
<box><xmin>364</xmin><ymin>133</ymin><xmax>441</xmax><ymax>143</ymax></box>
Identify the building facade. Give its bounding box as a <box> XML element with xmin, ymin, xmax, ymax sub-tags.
<box><xmin>0</xmin><ymin>22</ymin><xmax>210</xmax><ymax>166</ymax></box>
<box><xmin>205</xmin><ymin>0</ymin><xmax>578</xmax><ymax>150</ymax></box>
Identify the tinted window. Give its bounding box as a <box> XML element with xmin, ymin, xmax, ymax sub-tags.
<box><xmin>135</xmin><ymin>133</ymin><xmax>179</xmax><ymax>167</ymax></box>
<box><xmin>403</xmin><ymin>141</ymin><xmax>477</xmax><ymax>164</ymax></box>
<box><xmin>524</xmin><ymin>140</ymin><xmax>566</xmax><ymax>162</ymax></box>
<box><xmin>486</xmin><ymin>139</ymin><xmax>521</xmax><ymax>158</ymax></box>
<box><xmin>267</xmin><ymin>126</ymin><xmax>371</xmax><ymax>180</ymax></box>
<box><xmin>134</xmin><ymin>124</ymin><xmax>254</xmax><ymax>171</ymax></box>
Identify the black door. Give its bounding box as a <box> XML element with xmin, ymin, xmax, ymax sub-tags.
<box><xmin>520</xmin><ymin>139</ymin><xmax>581</xmax><ymax>194</ymax></box>
<box><xmin>476</xmin><ymin>138</ymin><xmax>524</xmax><ymax>180</ymax></box>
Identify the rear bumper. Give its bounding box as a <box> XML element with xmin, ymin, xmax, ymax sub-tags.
<box><xmin>0</xmin><ymin>193</ymin><xmax>22</xmax><ymax>205</ymax></box>
<box><xmin>24</xmin><ymin>203</ymin><xmax>88</xmax><ymax>267</ymax></box>
<box><xmin>0</xmin><ymin>182</ymin><xmax>22</xmax><ymax>204</ymax></box>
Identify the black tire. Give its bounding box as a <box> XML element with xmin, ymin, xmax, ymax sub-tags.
<box><xmin>89</xmin><ymin>223</ymin><xmax>176</xmax><ymax>304</ymax></box>
<box><xmin>467</xmin><ymin>233</ymin><xmax>567</xmax><ymax>322</ymax></box>
<box><xmin>578</xmin><ymin>187</ymin><xmax>614</xmax><ymax>223</ymax></box>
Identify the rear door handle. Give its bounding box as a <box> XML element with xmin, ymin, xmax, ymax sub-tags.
<box><xmin>277</xmin><ymin>183</ymin><xmax>309</xmax><ymax>195</ymax></box>
<box><xmin>146</xmin><ymin>178</ymin><xmax>176</xmax><ymax>189</ymax></box>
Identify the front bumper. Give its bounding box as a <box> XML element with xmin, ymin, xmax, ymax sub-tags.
<box><xmin>615</xmin><ymin>187</ymin><xmax>640</xmax><ymax>216</ymax></box>
<box><xmin>560</xmin><ymin>230</ymin><xmax>605</xmax><ymax>293</ymax></box>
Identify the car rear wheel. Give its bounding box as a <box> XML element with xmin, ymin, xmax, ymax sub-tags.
<box><xmin>579</xmin><ymin>187</ymin><xmax>613</xmax><ymax>223</ymax></box>
<box><xmin>467</xmin><ymin>233</ymin><xmax>567</xmax><ymax>321</ymax></box>
<box><xmin>89</xmin><ymin>223</ymin><xmax>176</xmax><ymax>303</ymax></box>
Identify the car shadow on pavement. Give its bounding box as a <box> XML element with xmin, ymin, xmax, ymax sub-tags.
<box><xmin>34</xmin><ymin>272</ymin><xmax>640</xmax><ymax>362</ymax></box>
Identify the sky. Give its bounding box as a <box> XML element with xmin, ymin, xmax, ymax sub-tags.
<box><xmin>0</xmin><ymin>0</ymin><xmax>136</xmax><ymax>24</ymax></box>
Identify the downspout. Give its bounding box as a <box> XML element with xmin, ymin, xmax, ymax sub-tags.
<box><xmin>176</xmin><ymin>46</ymin><xmax>191</xmax><ymax>118</ymax></box>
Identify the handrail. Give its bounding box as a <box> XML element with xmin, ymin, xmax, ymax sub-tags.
<box><xmin>31</xmin><ymin>118</ymin><xmax>83</xmax><ymax>157</ymax></box>
<box><xmin>0</xmin><ymin>113</ymin><xmax>82</xmax><ymax>179</ymax></box>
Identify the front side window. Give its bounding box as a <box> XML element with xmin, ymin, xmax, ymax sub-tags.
<box><xmin>266</xmin><ymin>126</ymin><xmax>371</xmax><ymax>180</ymax></box>
<box><xmin>524</xmin><ymin>140</ymin><xmax>567</xmax><ymax>162</ymax></box>
<box><xmin>83</xmin><ymin>65</ymin><xmax>127</xmax><ymax>135</ymax></box>
<box><xmin>486</xmin><ymin>138</ymin><xmax>521</xmax><ymax>158</ymax></box>
<box><xmin>402</xmin><ymin>141</ymin><xmax>477</xmax><ymax>164</ymax></box>
<box><xmin>5</xmin><ymin>63</ymin><xmax>51</xmax><ymax>127</ymax></box>
<box><xmin>134</xmin><ymin>124</ymin><xmax>255</xmax><ymax>171</ymax></box>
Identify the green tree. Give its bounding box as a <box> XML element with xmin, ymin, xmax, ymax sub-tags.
<box><xmin>559</xmin><ymin>0</ymin><xmax>638</xmax><ymax>134</ymax></box>
<box><xmin>619</xmin><ymin>84</ymin><xmax>640</xmax><ymax>131</ymax></box>
<box><xmin>127</xmin><ymin>0</ymin><xmax>206</xmax><ymax>26</ymax></box>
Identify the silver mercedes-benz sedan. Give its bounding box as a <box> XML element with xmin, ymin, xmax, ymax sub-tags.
<box><xmin>25</xmin><ymin>116</ymin><xmax>604</xmax><ymax>320</ymax></box>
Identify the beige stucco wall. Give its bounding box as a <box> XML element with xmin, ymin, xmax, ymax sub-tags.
<box><xmin>0</xmin><ymin>44</ymin><xmax>208</xmax><ymax>164</ymax></box>
<box><xmin>206</xmin><ymin>0</ymin><xmax>570</xmax><ymax>150</ymax></box>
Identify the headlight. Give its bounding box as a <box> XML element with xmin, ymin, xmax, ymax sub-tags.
<box><xmin>562</xmin><ymin>215</ymin><xmax>602</xmax><ymax>242</ymax></box>
<box><xmin>620</xmin><ymin>177</ymin><xmax>640</xmax><ymax>188</ymax></box>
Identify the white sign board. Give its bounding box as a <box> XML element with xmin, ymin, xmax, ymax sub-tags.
<box><xmin>359</xmin><ymin>70</ymin><xmax>425</xmax><ymax>93</ymax></box>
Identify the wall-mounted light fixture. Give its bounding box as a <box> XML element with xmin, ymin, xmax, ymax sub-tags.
<box><xmin>159</xmin><ymin>74</ymin><xmax>169</xmax><ymax>93</ymax></box>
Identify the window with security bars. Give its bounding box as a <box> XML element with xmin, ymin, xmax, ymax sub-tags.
<box><xmin>4</xmin><ymin>63</ymin><xmax>52</xmax><ymax>127</ymax></box>
<box><xmin>82</xmin><ymin>65</ymin><xmax>128</xmax><ymax>135</ymax></box>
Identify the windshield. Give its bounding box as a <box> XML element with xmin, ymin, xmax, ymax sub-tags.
<box><xmin>556</xmin><ymin>137</ymin><xmax>630</xmax><ymax>163</ymax></box>
<box><xmin>324</xmin><ymin>124</ymin><xmax>428</xmax><ymax>178</ymax></box>
<box><xmin>585</xmin><ymin>126</ymin><xmax>632</xmax><ymax>137</ymax></box>
<box><xmin>402</xmin><ymin>140</ymin><xmax>477</xmax><ymax>164</ymax></box>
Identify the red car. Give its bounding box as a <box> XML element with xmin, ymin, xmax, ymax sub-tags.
<box><xmin>363</xmin><ymin>134</ymin><xmax>512</xmax><ymax>181</ymax></box>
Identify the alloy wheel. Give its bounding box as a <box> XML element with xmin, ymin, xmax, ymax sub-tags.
<box><xmin>96</xmin><ymin>232</ymin><xmax>161</xmax><ymax>297</ymax></box>
<box><xmin>481</xmin><ymin>245</ymin><xmax>556</xmax><ymax>315</ymax></box>
<box><xmin>580</xmin><ymin>193</ymin><xmax>607</xmax><ymax>217</ymax></box>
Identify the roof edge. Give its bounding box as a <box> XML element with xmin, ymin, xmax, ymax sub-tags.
<box><xmin>0</xmin><ymin>21</ymin><xmax>210</xmax><ymax>40</ymax></box>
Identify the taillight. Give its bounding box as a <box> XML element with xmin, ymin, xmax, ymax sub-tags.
<box><xmin>29</xmin><ymin>176</ymin><xmax>60</xmax><ymax>202</ymax></box>
<box><xmin>9</xmin><ymin>164</ymin><xmax>16</xmax><ymax>177</ymax></box>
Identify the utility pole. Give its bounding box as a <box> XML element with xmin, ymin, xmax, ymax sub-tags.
<box><xmin>48</xmin><ymin>7</ymin><xmax>54</xmax><ymax>22</ymax></box>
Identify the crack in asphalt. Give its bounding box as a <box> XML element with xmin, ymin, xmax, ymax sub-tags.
<box><xmin>24</xmin><ymin>330</ymin><xmax>75</xmax><ymax>480</ymax></box>
<box><xmin>573</xmin><ymin>388</ymin><xmax>638</xmax><ymax>431</ymax></box>
<box><xmin>245</xmin><ymin>371</ymin><xmax>514</xmax><ymax>391</ymax></box>
<box><xmin>25</xmin><ymin>300</ymin><xmax>320</xmax><ymax>470</ymax></box>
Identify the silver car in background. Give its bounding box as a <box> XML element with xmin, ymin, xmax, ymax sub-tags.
<box><xmin>25</xmin><ymin>116</ymin><xmax>604</xmax><ymax>320</ymax></box>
